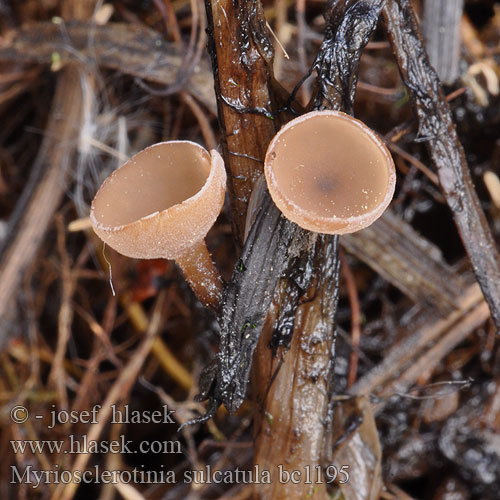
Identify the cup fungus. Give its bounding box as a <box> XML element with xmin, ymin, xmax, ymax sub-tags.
<box><xmin>90</xmin><ymin>141</ymin><xmax>226</xmax><ymax>309</ymax></box>
<box><xmin>264</xmin><ymin>110</ymin><xmax>396</xmax><ymax>234</ymax></box>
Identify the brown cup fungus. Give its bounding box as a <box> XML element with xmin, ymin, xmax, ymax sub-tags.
<box><xmin>90</xmin><ymin>141</ymin><xmax>226</xmax><ymax>309</ymax></box>
<box><xmin>264</xmin><ymin>110</ymin><xmax>396</xmax><ymax>234</ymax></box>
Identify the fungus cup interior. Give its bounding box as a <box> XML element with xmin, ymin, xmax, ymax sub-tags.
<box><xmin>264</xmin><ymin>110</ymin><xmax>396</xmax><ymax>234</ymax></box>
<box><xmin>93</xmin><ymin>142</ymin><xmax>209</xmax><ymax>230</ymax></box>
<box><xmin>90</xmin><ymin>140</ymin><xmax>226</xmax><ymax>309</ymax></box>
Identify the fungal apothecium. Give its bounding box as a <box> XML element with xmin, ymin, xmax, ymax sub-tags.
<box><xmin>264</xmin><ymin>110</ymin><xmax>396</xmax><ymax>234</ymax></box>
<box><xmin>90</xmin><ymin>141</ymin><xmax>225</xmax><ymax>310</ymax></box>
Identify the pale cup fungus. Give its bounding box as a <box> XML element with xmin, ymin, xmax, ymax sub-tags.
<box><xmin>264</xmin><ymin>110</ymin><xmax>396</xmax><ymax>234</ymax></box>
<box><xmin>90</xmin><ymin>141</ymin><xmax>226</xmax><ymax>310</ymax></box>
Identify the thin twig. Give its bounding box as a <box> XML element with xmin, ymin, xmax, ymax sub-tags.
<box><xmin>340</xmin><ymin>248</ymin><xmax>362</xmax><ymax>389</ymax></box>
<box><xmin>53</xmin><ymin>291</ymin><xmax>166</xmax><ymax>500</ymax></box>
<box><xmin>49</xmin><ymin>215</ymin><xmax>75</xmax><ymax>411</ymax></box>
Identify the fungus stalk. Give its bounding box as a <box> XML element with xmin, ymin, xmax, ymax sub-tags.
<box><xmin>90</xmin><ymin>141</ymin><xmax>226</xmax><ymax>310</ymax></box>
<box><xmin>174</xmin><ymin>240</ymin><xmax>222</xmax><ymax>309</ymax></box>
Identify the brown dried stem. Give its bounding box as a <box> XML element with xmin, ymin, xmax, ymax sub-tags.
<box><xmin>350</xmin><ymin>283</ymin><xmax>487</xmax><ymax>405</ymax></box>
<box><xmin>0</xmin><ymin>64</ymin><xmax>86</xmax><ymax>327</ymax></box>
<box><xmin>341</xmin><ymin>209</ymin><xmax>468</xmax><ymax>314</ymax></box>
<box><xmin>202</xmin><ymin>2</ymin><xmax>344</xmax><ymax>498</ymax></box>
<box><xmin>205</xmin><ymin>0</ymin><xmax>279</xmax><ymax>244</ymax></box>
<box><xmin>0</xmin><ymin>21</ymin><xmax>216</xmax><ymax>113</ymax></box>
<box><xmin>382</xmin><ymin>0</ymin><xmax>500</xmax><ymax>331</ymax></box>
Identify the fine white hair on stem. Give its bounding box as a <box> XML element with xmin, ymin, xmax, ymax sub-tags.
<box><xmin>102</xmin><ymin>243</ymin><xmax>116</xmax><ymax>297</ymax></box>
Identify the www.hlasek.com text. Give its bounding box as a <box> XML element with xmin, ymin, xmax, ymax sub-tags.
<box><xmin>11</xmin><ymin>434</ymin><xmax>181</xmax><ymax>455</ymax></box>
